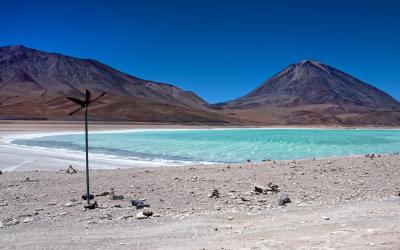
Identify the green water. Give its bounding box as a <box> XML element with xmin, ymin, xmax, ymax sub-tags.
<box><xmin>13</xmin><ymin>129</ymin><xmax>400</xmax><ymax>164</ymax></box>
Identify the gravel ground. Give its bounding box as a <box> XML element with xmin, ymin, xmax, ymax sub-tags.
<box><xmin>1</xmin><ymin>154</ymin><xmax>400</xmax><ymax>249</ymax></box>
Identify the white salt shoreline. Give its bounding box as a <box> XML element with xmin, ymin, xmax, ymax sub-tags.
<box><xmin>1</xmin><ymin>125</ymin><xmax>400</xmax><ymax>172</ymax></box>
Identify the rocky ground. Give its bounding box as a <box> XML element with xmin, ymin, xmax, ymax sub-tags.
<box><xmin>1</xmin><ymin>153</ymin><xmax>400</xmax><ymax>249</ymax></box>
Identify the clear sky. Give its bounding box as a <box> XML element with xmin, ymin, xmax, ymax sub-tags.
<box><xmin>1</xmin><ymin>0</ymin><xmax>400</xmax><ymax>103</ymax></box>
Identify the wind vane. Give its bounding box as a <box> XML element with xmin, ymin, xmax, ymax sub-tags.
<box><xmin>67</xmin><ymin>89</ymin><xmax>106</xmax><ymax>209</ymax></box>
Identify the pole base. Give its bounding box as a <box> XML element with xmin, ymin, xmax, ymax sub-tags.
<box><xmin>84</xmin><ymin>201</ymin><xmax>98</xmax><ymax>209</ymax></box>
<box><xmin>82</xmin><ymin>193</ymin><xmax>94</xmax><ymax>200</ymax></box>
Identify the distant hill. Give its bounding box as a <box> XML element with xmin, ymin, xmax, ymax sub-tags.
<box><xmin>0</xmin><ymin>45</ymin><xmax>232</xmax><ymax>123</ymax></box>
<box><xmin>217</xmin><ymin>60</ymin><xmax>400</xmax><ymax>125</ymax></box>
<box><xmin>1</xmin><ymin>45</ymin><xmax>399</xmax><ymax>126</ymax></box>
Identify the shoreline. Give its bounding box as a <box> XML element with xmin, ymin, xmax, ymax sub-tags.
<box><xmin>2</xmin><ymin>122</ymin><xmax>400</xmax><ymax>172</ymax></box>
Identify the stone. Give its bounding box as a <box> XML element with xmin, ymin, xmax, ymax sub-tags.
<box><xmin>22</xmin><ymin>177</ymin><xmax>38</xmax><ymax>182</ymax></box>
<box><xmin>110</xmin><ymin>189</ymin><xmax>124</xmax><ymax>200</ymax></box>
<box><xmin>227</xmin><ymin>216</ymin><xmax>234</xmax><ymax>220</ymax></box>
<box><xmin>112</xmin><ymin>195</ymin><xmax>125</xmax><ymax>200</ymax></box>
<box><xmin>5</xmin><ymin>218</ymin><xmax>19</xmax><ymax>226</ymax></box>
<box><xmin>0</xmin><ymin>222</ymin><xmax>3</xmax><ymax>228</ymax></box>
<box><xmin>225</xmin><ymin>224</ymin><xmax>232</xmax><ymax>229</ymax></box>
<box><xmin>131</xmin><ymin>200</ymin><xmax>150</xmax><ymax>209</ymax></box>
<box><xmin>267</xmin><ymin>182</ymin><xmax>279</xmax><ymax>192</ymax></box>
<box><xmin>64</xmin><ymin>202</ymin><xmax>75</xmax><ymax>207</ymax></box>
<box><xmin>322</xmin><ymin>216</ymin><xmax>330</xmax><ymax>220</ymax></box>
<box><xmin>23</xmin><ymin>217</ymin><xmax>33</xmax><ymax>223</ymax></box>
<box><xmin>142</xmin><ymin>208</ymin><xmax>153</xmax><ymax>217</ymax></box>
<box><xmin>95</xmin><ymin>191</ymin><xmax>110</xmax><ymax>197</ymax></box>
<box><xmin>209</xmin><ymin>189</ymin><xmax>220</xmax><ymax>198</ymax></box>
<box><xmin>136</xmin><ymin>211</ymin><xmax>147</xmax><ymax>219</ymax></box>
<box><xmin>241</xmin><ymin>197</ymin><xmax>250</xmax><ymax>202</ymax></box>
<box><xmin>277</xmin><ymin>192</ymin><xmax>291</xmax><ymax>206</ymax></box>
<box><xmin>254</xmin><ymin>186</ymin><xmax>266</xmax><ymax>194</ymax></box>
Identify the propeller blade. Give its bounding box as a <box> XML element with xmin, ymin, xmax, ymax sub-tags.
<box><xmin>67</xmin><ymin>97</ymin><xmax>86</xmax><ymax>107</ymax></box>
<box><xmin>68</xmin><ymin>106</ymin><xmax>84</xmax><ymax>116</ymax></box>
<box><xmin>85</xmin><ymin>89</ymin><xmax>91</xmax><ymax>105</ymax></box>
<box><xmin>91</xmin><ymin>92</ymin><xmax>106</xmax><ymax>103</ymax></box>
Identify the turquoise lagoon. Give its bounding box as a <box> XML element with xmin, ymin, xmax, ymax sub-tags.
<box><xmin>13</xmin><ymin>129</ymin><xmax>400</xmax><ymax>164</ymax></box>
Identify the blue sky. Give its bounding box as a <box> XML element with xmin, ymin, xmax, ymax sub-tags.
<box><xmin>1</xmin><ymin>0</ymin><xmax>400</xmax><ymax>103</ymax></box>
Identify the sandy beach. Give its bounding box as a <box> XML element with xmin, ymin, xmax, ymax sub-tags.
<box><xmin>1</xmin><ymin>122</ymin><xmax>400</xmax><ymax>249</ymax></box>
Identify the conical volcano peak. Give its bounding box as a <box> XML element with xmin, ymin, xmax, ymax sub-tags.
<box><xmin>222</xmin><ymin>60</ymin><xmax>400</xmax><ymax>112</ymax></box>
<box><xmin>298</xmin><ymin>59</ymin><xmax>320</xmax><ymax>64</ymax></box>
<box><xmin>295</xmin><ymin>59</ymin><xmax>329</xmax><ymax>73</ymax></box>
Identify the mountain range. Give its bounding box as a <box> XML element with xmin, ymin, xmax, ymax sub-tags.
<box><xmin>1</xmin><ymin>45</ymin><xmax>399</xmax><ymax>125</ymax></box>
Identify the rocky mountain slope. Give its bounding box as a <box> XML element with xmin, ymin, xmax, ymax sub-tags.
<box><xmin>0</xmin><ymin>45</ymin><xmax>231</xmax><ymax>123</ymax></box>
<box><xmin>0</xmin><ymin>45</ymin><xmax>399</xmax><ymax>125</ymax></box>
<box><xmin>218</xmin><ymin>60</ymin><xmax>400</xmax><ymax>125</ymax></box>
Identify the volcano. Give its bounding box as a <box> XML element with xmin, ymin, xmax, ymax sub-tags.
<box><xmin>218</xmin><ymin>60</ymin><xmax>400</xmax><ymax>125</ymax></box>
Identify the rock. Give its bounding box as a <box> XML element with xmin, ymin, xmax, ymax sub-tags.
<box><xmin>322</xmin><ymin>216</ymin><xmax>330</xmax><ymax>220</ymax></box>
<box><xmin>225</xmin><ymin>224</ymin><xmax>232</xmax><ymax>229</ymax></box>
<box><xmin>277</xmin><ymin>192</ymin><xmax>291</xmax><ymax>206</ymax></box>
<box><xmin>116</xmin><ymin>215</ymin><xmax>133</xmax><ymax>221</ymax></box>
<box><xmin>110</xmin><ymin>189</ymin><xmax>124</xmax><ymax>200</ymax></box>
<box><xmin>18</xmin><ymin>213</ymin><xmax>36</xmax><ymax>218</ymax></box>
<box><xmin>23</xmin><ymin>217</ymin><xmax>33</xmax><ymax>223</ymax></box>
<box><xmin>112</xmin><ymin>195</ymin><xmax>124</xmax><ymax>200</ymax></box>
<box><xmin>254</xmin><ymin>186</ymin><xmax>266</xmax><ymax>194</ymax></box>
<box><xmin>95</xmin><ymin>191</ymin><xmax>110</xmax><ymax>197</ymax></box>
<box><xmin>227</xmin><ymin>216</ymin><xmax>234</xmax><ymax>220</ymax></box>
<box><xmin>4</xmin><ymin>218</ymin><xmax>19</xmax><ymax>226</ymax></box>
<box><xmin>0</xmin><ymin>170</ymin><xmax>2</xmax><ymax>175</ymax></box>
<box><xmin>64</xmin><ymin>202</ymin><xmax>75</xmax><ymax>207</ymax></box>
<box><xmin>254</xmin><ymin>183</ymin><xmax>279</xmax><ymax>194</ymax></box>
<box><xmin>66</xmin><ymin>165</ymin><xmax>77</xmax><ymax>174</ymax></box>
<box><xmin>22</xmin><ymin>177</ymin><xmax>38</xmax><ymax>182</ymax></box>
<box><xmin>136</xmin><ymin>211</ymin><xmax>147</xmax><ymax>219</ymax></box>
<box><xmin>142</xmin><ymin>208</ymin><xmax>153</xmax><ymax>217</ymax></box>
<box><xmin>0</xmin><ymin>222</ymin><xmax>3</xmax><ymax>228</ymax></box>
<box><xmin>267</xmin><ymin>182</ymin><xmax>279</xmax><ymax>192</ymax></box>
<box><xmin>241</xmin><ymin>197</ymin><xmax>250</xmax><ymax>202</ymax></box>
<box><xmin>131</xmin><ymin>200</ymin><xmax>150</xmax><ymax>209</ymax></box>
<box><xmin>208</xmin><ymin>189</ymin><xmax>220</xmax><ymax>198</ymax></box>
<box><xmin>0</xmin><ymin>203</ymin><xmax>8</xmax><ymax>207</ymax></box>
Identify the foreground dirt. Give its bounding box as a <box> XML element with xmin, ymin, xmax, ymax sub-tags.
<box><xmin>1</xmin><ymin>154</ymin><xmax>400</xmax><ymax>249</ymax></box>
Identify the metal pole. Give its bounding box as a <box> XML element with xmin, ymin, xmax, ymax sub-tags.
<box><xmin>85</xmin><ymin>107</ymin><xmax>90</xmax><ymax>206</ymax></box>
